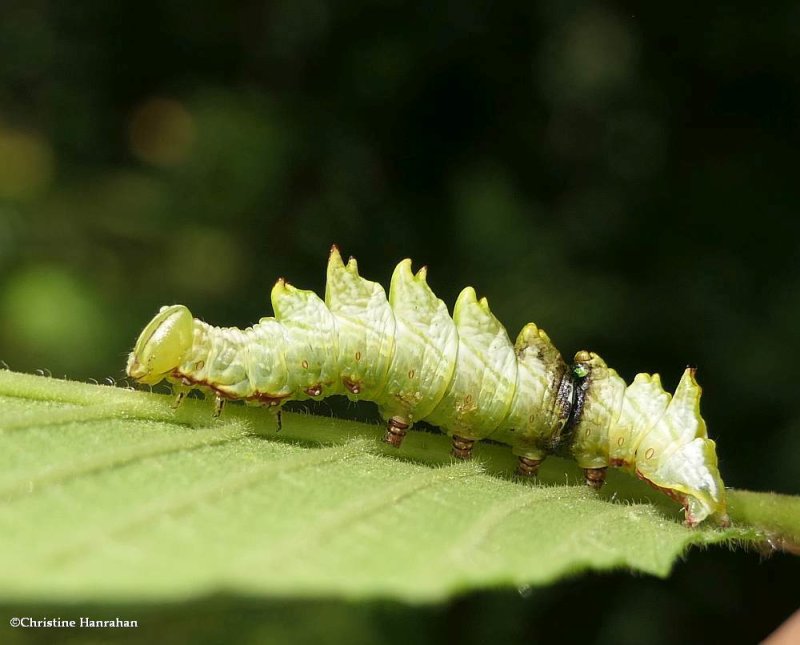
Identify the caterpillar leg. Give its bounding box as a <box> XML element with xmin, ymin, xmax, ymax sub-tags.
<box><xmin>384</xmin><ymin>416</ymin><xmax>410</xmax><ymax>448</ymax></box>
<box><xmin>451</xmin><ymin>435</ymin><xmax>476</xmax><ymax>460</ymax></box>
<box><xmin>584</xmin><ymin>467</ymin><xmax>607</xmax><ymax>490</ymax></box>
<box><xmin>516</xmin><ymin>456</ymin><xmax>543</xmax><ymax>477</ymax></box>
<box><xmin>213</xmin><ymin>394</ymin><xmax>226</xmax><ymax>418</ymax></box>
<box><xmin>171</xmin><ymin>387</ymin><xmax>189</xmax><ymax>409</ymax></box>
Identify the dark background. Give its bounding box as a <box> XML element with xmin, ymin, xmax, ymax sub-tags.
<box><xmin>1</xmin><ymin>1</ymin><xmax>798</xmax><ymax>642</ymax></box>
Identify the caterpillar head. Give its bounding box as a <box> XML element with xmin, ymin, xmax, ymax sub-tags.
<box><xmin>126</xmin><ymin>305</ymin><xmax>194</xmax><ymax>385</ymax></box>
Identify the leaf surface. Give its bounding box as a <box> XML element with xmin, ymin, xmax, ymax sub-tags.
<box><xmin>0</xmin><ymin>370</ymin><xmax>793</xmax><ymax>603</ymax></box>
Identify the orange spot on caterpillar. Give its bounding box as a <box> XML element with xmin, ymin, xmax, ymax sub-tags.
<box><xmin>195</xmin><ymin>360</ymin><xmax>205</xmax><ymax>370</ymax></box>
<box><xmin>302</xmin><ymin>360</ymin><xmax>309</xmax><ymax>369</ymax></box>
<box><xmin>617</xmin><ymin>436</ymin><xmax>625</xmax><ymax>447</ymax></box>
<box><xmin>408</xmin><ymin>369</ymin><xmax>415</xmax><ymax>379</ymax></box>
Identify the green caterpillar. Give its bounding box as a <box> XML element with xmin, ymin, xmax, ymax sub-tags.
<box><xmin>126</xmin><ymin>246</ymin><xmax>728</xmax><ymax>527</ymax></box>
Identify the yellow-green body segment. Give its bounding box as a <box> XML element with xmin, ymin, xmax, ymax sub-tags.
<box><xmin>126</xmin><ymin>247</ymin><xmax>728</xmax><ymax>526</ymax></box>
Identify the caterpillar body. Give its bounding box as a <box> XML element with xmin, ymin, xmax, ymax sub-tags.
<box><xmin>126</xmin><ymin>246</ymin><xmax>728</xmax><ymax>527</ymax></box>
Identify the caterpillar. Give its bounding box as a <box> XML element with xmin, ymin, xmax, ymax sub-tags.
<box><xmin>126</xmin><ymin>246</ymin><xmax>728</xmax><ymax>527</ymax></box>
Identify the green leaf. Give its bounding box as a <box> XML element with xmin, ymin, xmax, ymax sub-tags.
<box><xmin>0</xmin><ymin>370</ymin><xmax>796</xmax><ymax>604</ymax></box>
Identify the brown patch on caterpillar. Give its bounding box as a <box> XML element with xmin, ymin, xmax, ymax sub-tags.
<box><xmin>384</xmin><ymin>416</ymin><xmax>410</xmax><ymax>448</ymax></box>
<box><xmin>249</xmin><ymin>392</ymin><xmax>290</xmax><ymax>407</ymax></box>
<box><xmin>610</xmin><ymin>458</ymin><xmax>628</xmax><ymax>468</ymax></box>
<box><xmin>451</xmin><ymin>435</ymin><xmax>476</xmax><ymax>460</ymax></box>
<box><xmin>584</xmin><ymin>467</ymin><xmax>607</xmax><ymax>490</ymax></box>
<box><xmin>635</xmin><ymin>469</ymin><xmax>697</xmax><ymax>527</ymax></box>
<box><xmin>171</xmin><ymin>370</ymin><xmax>235</xmax><ymax>401</ymax></box>
<box><xmin>516</xmin><ymin>456</ymin><xmax>543</xmax><ymax>477</ymax></box>
<box><xmin>343</xmin><ymin>377</ymin><xmax>362</xmax><ymax>395</ymax></box>
<box><xmin>170</xmin><ymin>369</ymin><xmax>289</xmax><ymax>411</ymax></box>
<box><xmin>304</xmin><ymin>384</ymin><xmax>323</xmax><ymax>397</ymax></box>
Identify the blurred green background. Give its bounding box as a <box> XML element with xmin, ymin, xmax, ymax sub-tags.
<box><xmin>1</xmin><ymin>1</ymin><xmax>799</xmax><ymax>643</ymax></box>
